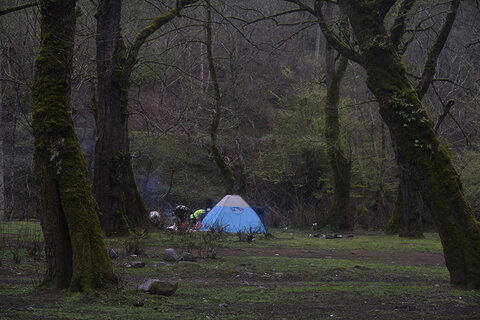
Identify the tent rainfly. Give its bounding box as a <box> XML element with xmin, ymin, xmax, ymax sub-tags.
<box><xmin>199</xmin><ymin>195</ymin><xmax>266</xmax><ymax>233</ymax></box>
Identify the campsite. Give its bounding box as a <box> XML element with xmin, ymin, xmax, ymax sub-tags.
<box><xmin>1</xmin><ymin>0</ymin><xmax>480</xmax><ymax>319</ymax></box>
<box><xmin>1</xmin><ymin>220</ymin><xmax>480</xmax><ymax>319</ymax></box>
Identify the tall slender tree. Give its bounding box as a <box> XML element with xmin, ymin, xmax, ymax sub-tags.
<box><xmin>32</xmin><ymin>0</ymin><xmax>116</xmax><ymax>290</ymax></box>
<box><xmin>323</xmin><ymin>3</ymin><xmax>351</xmax><ymax>230</ymax></box>
<box><xmin>205</xmin><ymin>2</ymin><xmax>235</xmax><ymax>195</ymax></box>
<box><xmin>314</xmin><ymin>0</ymin><xmax>480</xmax><ymax>288</ymax></box>
<box><xmin>277</xmin><ymin>0</ymin><xmax>480</xmax><ymax>288</ymax></box>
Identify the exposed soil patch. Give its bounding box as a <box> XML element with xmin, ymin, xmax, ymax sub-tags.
<box><xmin>152</xmin><ymin>246</ymin><xmax>445</xmax><ymax>266</ymax></box>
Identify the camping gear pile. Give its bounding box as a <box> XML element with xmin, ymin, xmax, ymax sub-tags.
<box><xmin>161</xmin><ymin>195</ymin><xmax>266</xmax><ymax>234</ymax></box>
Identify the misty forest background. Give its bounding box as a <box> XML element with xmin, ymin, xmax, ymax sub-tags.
<box><xmin>1</xmin><ymin>0</ymin><xmax>479</xmax><ymax>230</ymax></box>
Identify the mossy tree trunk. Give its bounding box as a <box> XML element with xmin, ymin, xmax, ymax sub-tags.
<box><xmin>206</xmin><ymin>2</ymin><xmax>235</xmax><ymax>194</ymax></box>
<box><xmin>94</xmin><ymin>0</ymin><xmax>197</xmax><ymax>236</ymax></box>
<box><xmin>323</xmin><ymin>4</ymin><xmax>351</xmax><ymax>231</ymax></box>
<box><xmin>388</xmin><ymin>0</ymin><xmax>460</xmax><ymax>238</ymax></box>
<box><xmin>337</xmin><ymin>1</ymin><xmax>480</xmax><ymax>288</ymax></box>
<box><xmin>32</xmin><ymin>0</ymin><xmax>116</xmax><ymax>291</ymax></box>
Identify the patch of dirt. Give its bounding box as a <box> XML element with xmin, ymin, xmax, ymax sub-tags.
<box><xmin>152</xmin><ymin>246</ymin><xmax>445</xmax><ymax>266</ymax></box>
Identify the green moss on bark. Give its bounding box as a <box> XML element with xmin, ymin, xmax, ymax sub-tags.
<box><xmin>339</xmin><ymin>1</ymin><xmax>480</xmax><ymax>288</ymax></box>
<box><xmin>33</xmin><ymin>0</ymin><xmax>116</xmax><ymax>291</ymax></box>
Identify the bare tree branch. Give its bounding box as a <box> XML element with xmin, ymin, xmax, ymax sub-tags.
<box><xmin>125</xmin><ymin>0</ymin><xmax>200</xmax><ymax>71</ymax></box>
<box><xmin>416</xmin><ymin>0</ymin><xmax>461</xmax><ymax>99</ymax></box>
<box><xmin>313</xmin><ymin>0</ymin><xmax>363</xmax><ymax>65</ymax></box>
<box><xmin>390</xmin><ymin>0</ymin><xmax>416</xmax><ymax>50</ymax></box>
<box><xmin>432</xmin><ymin>83</ymin><xmax>469</xmax><ymax>143</ymax></box>
<box><xmin>0</xmin><ymin>2</ymin><xmax>38</xmax><ymax>16</ymax></box>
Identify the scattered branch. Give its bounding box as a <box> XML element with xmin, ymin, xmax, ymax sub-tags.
<box><xmin>432</xmin><ymin>83</ymin><xmax>469</xmax><ymax>143</ymax></box>
<box><xmin>0</xmin><ymin>2</ymin><xmax>38</xmax><ymax>16</ymax></box>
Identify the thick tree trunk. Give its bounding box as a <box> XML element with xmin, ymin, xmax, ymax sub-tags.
<box><xmin>95</xmin><ymin>0</ymin><xmax>147</xmax><ymax>236</ymax></box>
<box><xmin>340</xmin><ymin>1</ymin><xmax>480</xmax><ymax>288</ymax></box>
<box><xmin>389</xmin><ymin>0</ymin><xmax>460</xmax><ymax>238</ymax></box>
<box><xmin>398</xmin><ymin>168</ymin><xmax>424</xmax><ymax>238</ymax></box>
<box><xmin>32</xmin><ymin>0</ymin><xmax>116</xmax><ymax>291</ymax></box>
<box><xmin>94</xmin><ymin>0</ymin><xmax>196</xmax><ymax>236</ymax></box>
<box><xmin>386</xmin><ymin>185</ymin><xmax>405</xmax><ymax>234</ymax></box>
<box><xmin>324</xmin><ymin>26</ymin><xmax>351</xmax><ymax>230</ymax></box>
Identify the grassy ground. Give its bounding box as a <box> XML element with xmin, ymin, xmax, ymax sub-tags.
<box><xmin>0</xmin><ymin>221</ymin><xmax>479</xmax><ymax>319</ymax></box>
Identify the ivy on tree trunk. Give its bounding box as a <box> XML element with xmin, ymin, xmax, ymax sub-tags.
<box><xmin>337</xmin><ymin>0</ymin><xmax>480</xmax><ymax>289</ymax></box>
<box><xmin>32</xmin><ymin>0</ymin><xmax>116</xmax><ymax>291</ymax></box>
<box><xmin>388</xmin><ymin>0</ymin><xmax>461</xmax><ymax>239</ymax></box>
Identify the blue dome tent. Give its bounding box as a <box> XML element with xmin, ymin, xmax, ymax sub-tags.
<box><xmin>199</xmin><ymin>195</ymin><xmax>266</xmax><ymax>233</ymax></box>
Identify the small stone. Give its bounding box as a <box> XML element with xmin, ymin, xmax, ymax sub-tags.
<box><xmin>164</xmin><ymin>248</ymin><xmax>179</xmax><ymax>261</ymax></box>
<box><xmin>179</xmin><ymin>252</ymin><xmax>196</xmax><ymax>262</ymax></box>
<box><xmin>218</xmin><ymin>303</ymin><xmax>228</xmax><ymax>308</ymax></box>
<box><xmin>26</xmin><ymin>307</ymin><xmax>34</xmax><ymax>312</ymax></box>
<box><xmin>131</xmin><ymin>261</ymin><xmax>146</xmax><ymax>268</ymax></box>
<box><xmin>107</xmin><ymin>248</ymin><xmax>118</xmax><ymax>259</ymax></box>
<box><xmin>133</xmin><ymin>301</ymin><xmax>144</xmax><ymax>307</ymax></box>
<box><xmin>123</xmin><ymin>262</ymin><xmax>132</xmax><ymax>268</ymax></box>
<box><xmin>138</xmin><ymin>279</ymin><xmax>178</xmax><ymax>296</ymax></box>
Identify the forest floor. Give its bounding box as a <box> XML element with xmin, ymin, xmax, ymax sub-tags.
<box><xmin>0</xmin><ymin>221</ymin><xmax>479</xmax><ymax>319</ymax></box>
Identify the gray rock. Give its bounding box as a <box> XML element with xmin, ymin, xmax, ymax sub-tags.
<box><xmin>138</xmin><ymin>279</ymin><xmax>178</xmax><ymax>296</ymax></box>
<box><xmin>123</xmin><ymin>262</ymin><xmax>132</xmax><ymax>268</ymax></box>
<box><xmin>108</xmin><ymin>248</ymin><xmax>118</xmax><ymax>259</ymax></box>
<box><xmin>164</xmin><ymin>248</ymin><xmax>179</xmax><ymax>261</ymax></box>
<box><xmin>131</xmin><ymin>261</ymin><xmax>146</xmax><ymax>268</ymax></box>
<box><xmin>179</xmin><ymin>252</ymin><xmax>196</xmax><ymax>262</ymax></box>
